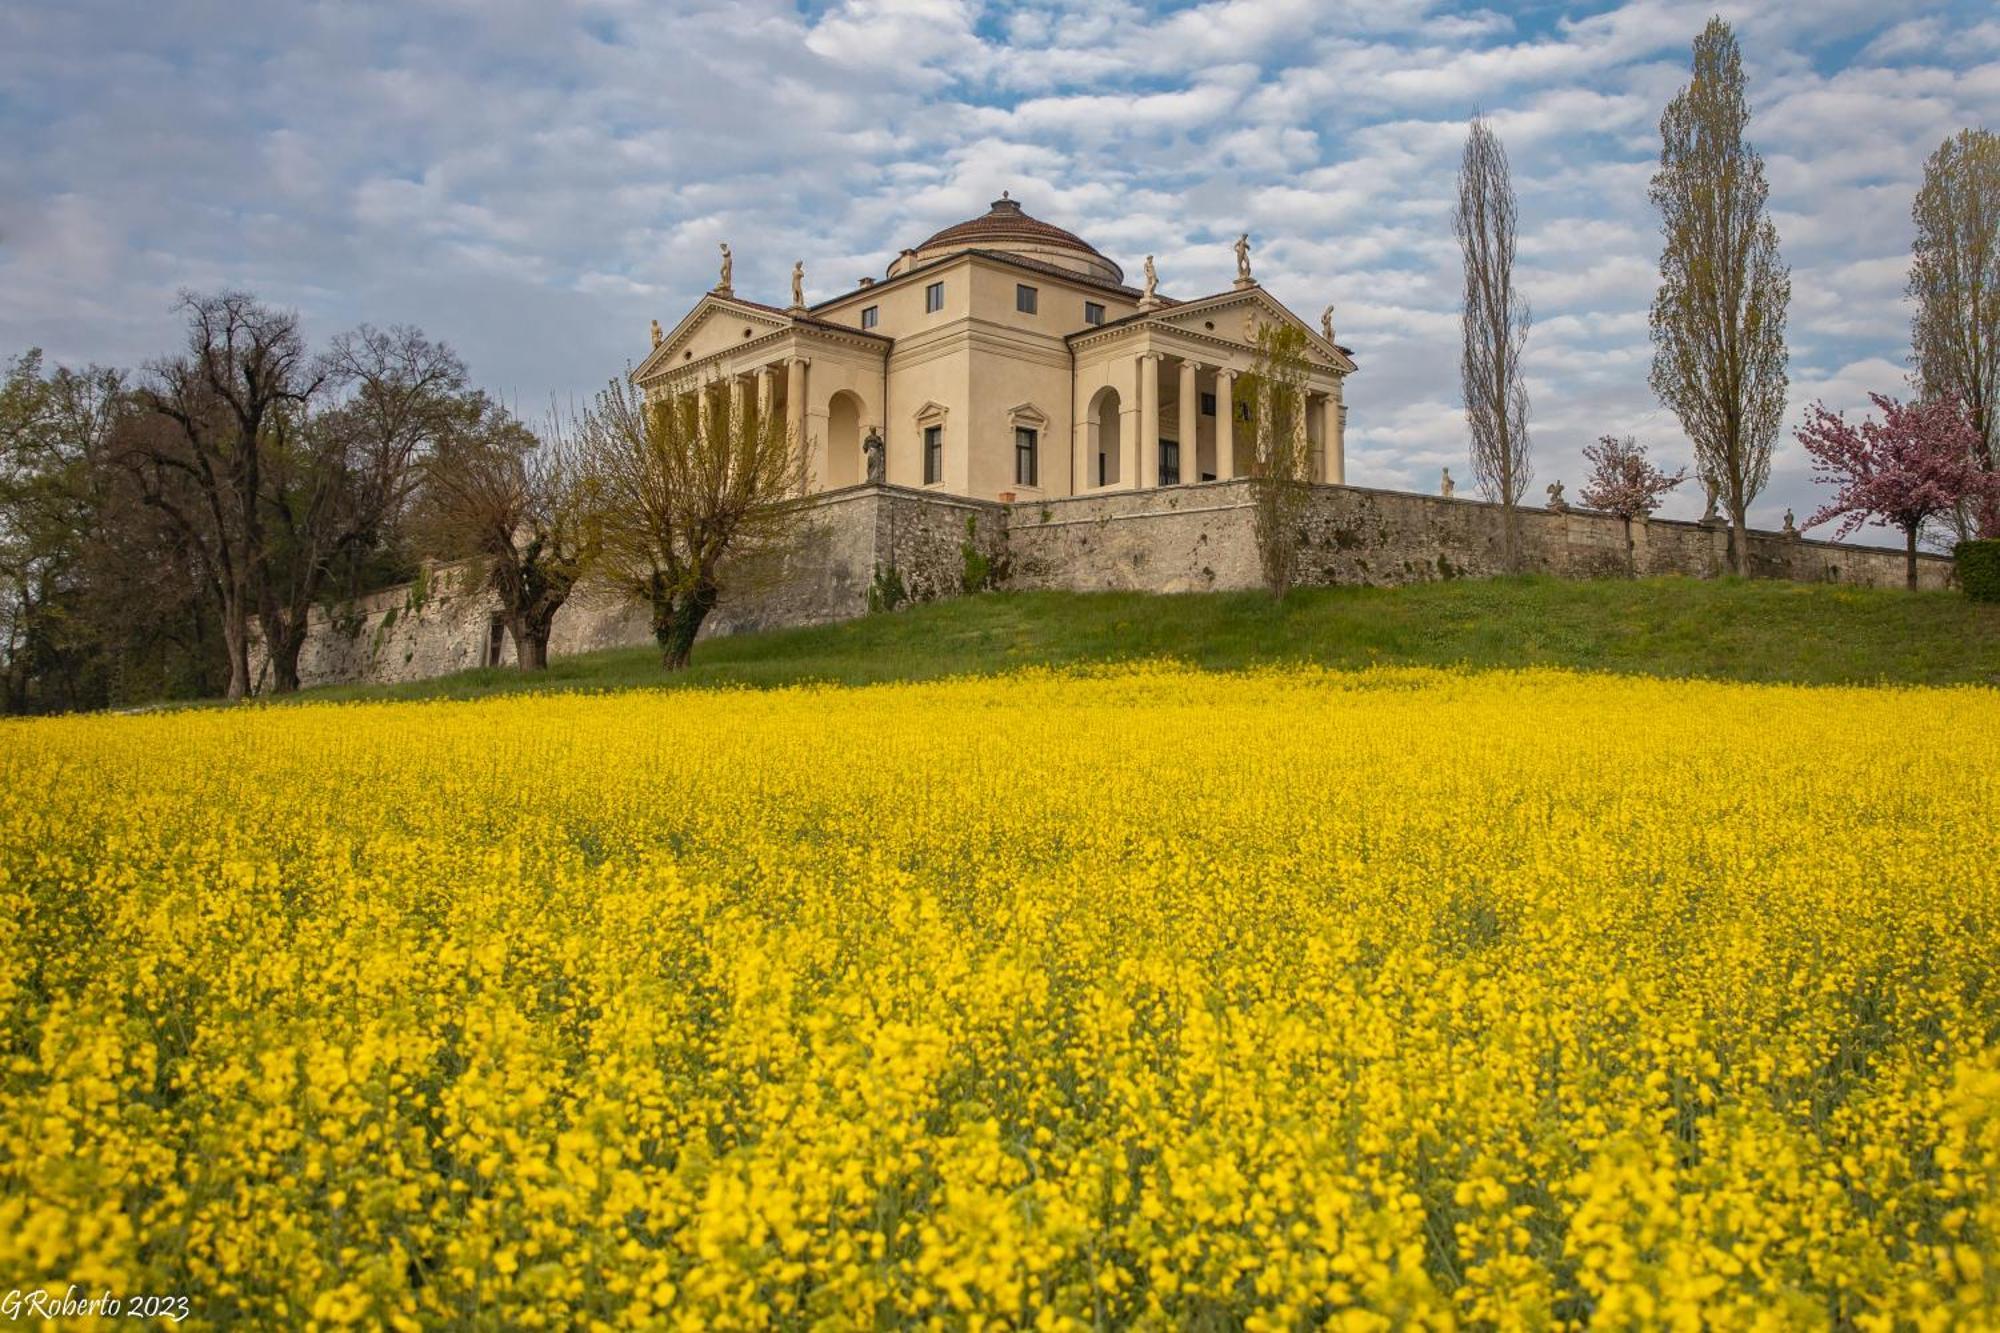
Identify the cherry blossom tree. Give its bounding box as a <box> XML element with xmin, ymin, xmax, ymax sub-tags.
<box><xmin>1580</xmin><ymin>435</ymin><xmax>1686</xmax><ymax>575</ymax></box>
<box><xmin>1795</xmin><ymin>393</ymin><xmax>1998</xmax><ymax>589</ymax></box>
<box><xmin>1580</xmin><ymin>435</ymin><xmax>1687</xmax><ymax>519</ymax></box>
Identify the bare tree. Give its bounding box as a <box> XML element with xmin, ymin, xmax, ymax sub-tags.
<box><xmin>1909</xmin><ymin>127</ymin><xmax>2000</xmax><ymax>539</ymax></box>
<box><xmin>1454</xmin><ymin>113</ymin><xmax>1533</xmax><ymax>569</ymax></box>
<box><xmin>127</xmin><ymin>291</ymin><xmax>322</xmax><ymax>699</ymax></box>
<box><xmin>1240</xmin><ymin>321</ymin><xmax>1315</xmax><ymax>599</ymax></box>
<box><xmin>1648</xmin><ymin>18</ymin><xmax>1790</xmax><ymax>578</ymax></box>
<box><xmin>570</xmin><ymin>375</ymin><xmax>807</xmax><ymax>669</ymax></box>
<box><xmin>256</xmin><ymin>327</ymin><xmax>469</xmax><ymax>692</ymax></box>
<box><xmin>417</xmin><ymin>397</ymin><xmax>593</xmax><ymax>670</ymax></box>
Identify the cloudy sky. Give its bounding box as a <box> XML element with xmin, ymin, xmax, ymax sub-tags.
<box><xmin>4</xmin><ymin>0</ymin><xmax>1996</xmax><ymax>539</ymax></box>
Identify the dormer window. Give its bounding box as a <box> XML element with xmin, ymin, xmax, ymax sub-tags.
<box><xmin>925</xmin><ymin>282</ymin><xmax>945</xmax><ymax>314</ymax></box>
<box><xmin>1084</xmin><ymin>301</ymin><xmax>1105</xmax><ymax>326</ymax></box>
<box><xmin>861</xmin><ymin>305</ymin><xmax>879</xmax><ymax>330</ymax></box>
<box><xmin>1016</xmin><ymin>284</ymin><xmax>1038</xmax><ymax>314</ymax></box>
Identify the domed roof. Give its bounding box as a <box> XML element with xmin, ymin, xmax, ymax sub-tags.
<box><xmin>901</xmin><ymin>194</ymin><xmax>1124</xmax><ymax>285</ymax></box>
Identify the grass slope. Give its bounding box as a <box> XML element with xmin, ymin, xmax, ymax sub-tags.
<box><xmin>292</xmin><ymin>576</ymin><xmax>2000</xmax><ymax>706</ymax></box>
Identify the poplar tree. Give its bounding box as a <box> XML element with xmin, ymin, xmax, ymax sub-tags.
<box><xmin>1908</xmin><ymin>127</ymin><xmax>1999</xmax><ymax>538</ymax></box>
<box><xmin>1454</xmin><ymin>113</ymin><xmax>1532</xmax><ymax>569</ymax></box>
<box><xmin>1648</xmin><ymin>17</ymin><xmax>1790</xmax><ymax>577</ymax></box>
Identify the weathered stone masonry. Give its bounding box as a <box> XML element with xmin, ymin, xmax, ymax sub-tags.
<box><xmin>271</xmin><ymin>480</ymin><xmax>1954</xmax><ymax>690</ymax></box>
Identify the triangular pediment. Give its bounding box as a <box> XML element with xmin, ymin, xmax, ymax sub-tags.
<box><xmin>1152</xmin><ymin>289</ymin><xmax>1356</xmax><ymax>374</ymax></box>
<box><xmin>632</xmin><ymin>295</ymin><xmax>793</xmax><ymax>382</ymax></box>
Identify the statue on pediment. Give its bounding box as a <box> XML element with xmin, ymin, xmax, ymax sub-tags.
<box><xmin>1140</xmin><ymin>255</ymin><xmax>1158</xmax><ymax>307</ymax></box>
<box><xmin>1321</xmin><ymin>302</ymin><xmax>1335</xmax><ymax>344</ymax></box>
<box><xmin>650</xmin><ymin>319</ymin><xmax>662</xmax><ymax>348</ymax></box>
<box><xmin>717</xmin><ymin>243</ymin><xmax>733</xmax><ymax>293</ymax></box>
<box><xmin>790</xmin><ymin>261</ymin><xmax>805</xmax><ymax>310</ymax></box>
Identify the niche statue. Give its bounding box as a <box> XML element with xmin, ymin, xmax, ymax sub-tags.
<box><xmin>863</xmin><ymin>427</ymin><xmax>886</xmax><ymax>484</ymax></box>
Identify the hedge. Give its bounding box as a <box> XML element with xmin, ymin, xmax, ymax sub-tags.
<box><xmin>1958</xmin><ymin>539</ymin><xmax>2000</xmax><ymax>603</ymax></box>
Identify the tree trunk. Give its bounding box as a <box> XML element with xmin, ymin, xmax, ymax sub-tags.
<box><xmin>1624</xmin><ymin>516</ymin><xmax>1637</xmax><ymax>579</ymax></box>
<box><xmin>660</xmin><ymin>580</ymin><xmax>719</xmax><ymax>670</ymax></box>
<box><xmin>221</xmin><ymin>599</ymin><xmax>251</xmax><ymax>700</ymax></box>
<box><xmin>509</xmin><ymin>615</ymin><xmax>551</xmax><ymax>671</ymax></box>
<box><xmin>259</xmin><ymin>609</ymin><xmax>307</xmax><ymax>694</ymax></box>
<box><xmin>1730</xmin><ymin>510</ymin><xmax>1750</xmax><ymax>578</ymax></box>
<box><xmin>1905</xmin><ymin>525</ymin><xmax>1919</xmax><ymax>591</ymax></box>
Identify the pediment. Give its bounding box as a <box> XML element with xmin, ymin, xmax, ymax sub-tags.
<box><xmin>633</xmin><ymin>296</ymin><xmax>793</xmax><ymax>382</ymax></box>
<box><xmin>1153</xmin><ymin>290</ymin><xmax>1356</xmax><ymax>374</ymax></box>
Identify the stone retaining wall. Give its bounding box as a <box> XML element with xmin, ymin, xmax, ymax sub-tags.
<box><xmin>1005</xmin><ymin>482</ymin><xmax>1954</xmax><ymax>594</ymax></box>
<box><xmin>270</xmin><ymin>480</ymin><xmax>1955</xmax><ymax>690</ymax></box>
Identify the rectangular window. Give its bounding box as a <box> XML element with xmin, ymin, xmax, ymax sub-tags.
<box><xmin>860</xmin><ymin>305</ymin><xmax>878</xmax><ymax>330</ymax></box>
<box><xmin>1084</xmin><ymin>301</ymin><xmax>1105</xmax><ymax>326</ymax></box>
<box><xmin>1016</xmin><ymin>284</ymin><xmax>1038</xmax><ymax>314</ymax></box>
<box><xmin>923</xmin><ymin>425</ymin><xmax>943</xmax><ymax>484</ymax></box>
<box><xmin>1201</xmin><ymin>392</ymin><xmax>1217</xmax><ymax>417</ymax></box>
<box><xmin>1015</xmin><ymin>427</ymin><xmax>1038</xmax><ymax>487</ymax></box>
<box><xmin>925</xmin><ymin>282</ymin><xmax>944</xmax><ymax>313</ymax></box>
<box><xmin>1160</xmin><ymin>440</ymin><xmax>1180</xmax><ymax>487</ymax></box>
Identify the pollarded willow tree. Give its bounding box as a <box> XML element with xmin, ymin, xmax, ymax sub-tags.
<box><xmin>1239</xmin><ymin>320</ymin><xmax>1315</xmax><ymax>599</ymax></box>
<box><xmin>1909</xmin><ymin>127</ymin><xmax>2000</xmax><ymax>539</ymax></box>
<box><xmin>1648</xmin><ymin>17</ymin><xmax>1790</xmax><ymax>578</ymax></box>
<box><xmin>416</xmin><ymin>397</ymin><xmax>595</xmax><ymax>671</ymax></box>
<box><xmin>570</xmin><ymin>375</ymin><xmax>808</xmax><ymax>669</ymax></box>
<box><xmin>1454</xmin><ymin>113</ymin><xmax>1533</xmax><ymax>570</ymax></box>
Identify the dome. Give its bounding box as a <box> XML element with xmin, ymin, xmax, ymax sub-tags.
<box><xmin>894</xmin><ymin>194</ymin><xmax>1125</xmax><ymax>285</ymax></box>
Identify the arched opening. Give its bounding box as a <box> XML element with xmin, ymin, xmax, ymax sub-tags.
<box><xmin>1090</xmin><ymin>386</ymin><xmax>1122</xmax><ymax>488</ymax></box>
<box><xmin>825</xmin><ymin>391</ymin><xmax>864</xmax><ymax>489</ymax></box>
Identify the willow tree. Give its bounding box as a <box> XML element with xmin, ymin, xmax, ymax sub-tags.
<box><xmin>571</xmin><ymin>376</ymin><xmax>806</xmax><ymax>669</ymax></box>
<box><xmin>1454</xmin><ymin>113</ymin><xmax>1532</xmax><ymax>569</ymax></box>
<box><xmin>1648</xmin><ymin>17</ymin><xmax>1790</xmax><ymax>577</ymax></box>
<box><xmin>1909</xmin><ymin>127</ymin><xmax>1999</xmax><ymax>538</ymax></box>
<box><xmin>1239</xmin><ymin>321</ymin><xmax>1315</xmax><ymax>599</ymax></box>
<box><xmin>417</xmin><ymin>397</ymin><xmax>593</xmax><ymax>671</ymax></box>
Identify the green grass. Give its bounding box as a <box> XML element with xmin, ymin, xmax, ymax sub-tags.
<box><xmin>287</xmin><ymin>576</ymin><xmax>2000</xmax><ymax>706</ymax></box>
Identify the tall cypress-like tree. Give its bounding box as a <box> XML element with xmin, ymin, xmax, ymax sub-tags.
<box><xmin>1454</xmin><ymin>113</ymin><xmax>1532</xmax><ymax>569</ymax></box>
<box><xmin>1648</xmin><ymin>17</ymin><xmax>1790</xmax><ymax>577</ymax></box>
<box><xmin>1909</xmin><ymin>127</ymin><xmax>1999</xmax><ymax>538</ymax></box>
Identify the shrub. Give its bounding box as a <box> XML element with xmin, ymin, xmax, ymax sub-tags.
<box><xmin>1958</xmin><ymin>539</ymin><xmax>2000</xmax><ymax>602</ymax></box>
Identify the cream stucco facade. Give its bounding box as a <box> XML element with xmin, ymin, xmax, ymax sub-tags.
<box><xmin>631</xmin><ymin>196</ymin><xmax>1356</xmax><ymax>503</ymax></box>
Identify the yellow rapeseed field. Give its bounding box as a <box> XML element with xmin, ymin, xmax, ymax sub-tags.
<box><xmin>2</xmin><ymin>665</ymin><xmax>1998</xmax><ymax>1330</ymax></box>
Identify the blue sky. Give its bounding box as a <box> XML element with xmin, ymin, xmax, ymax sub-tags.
<box><xmin>3</xmin><ymin>0</ymin><xmax>1997</xmax><ymax>537</ymax></box>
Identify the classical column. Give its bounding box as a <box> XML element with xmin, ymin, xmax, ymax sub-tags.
<box><xmin>756</xmin><ymin>365</ymin><xmax>775</xmax><ymax>425</ymax></box>
<box><xmin>1214</xmin><ymin>368</ymin><xmax>1236</xmax><ymax>481</ymax></box>
<box><xmin>728</xmin><ymin>373</ymin><xmax>746</xmax><ymax>427</ymax></box>
<box><xmin>1177</xmin><ymin>358</ymin><xmax>1200</xmax><ymax>484</ymax></box>
<box><xmin>1322</xmin><ymin>386</ymin><xmax>1345</xmax><ymax>485</ymax></box>
<box><xmin>786</xmin><ymin>357</ymin><xmax>813</xmax><ymax>486</ymax></box>
<box><xmin>1138</xmin><ymin>352</ymin><xmax>1161</xmax><ymax>489</ymax></box>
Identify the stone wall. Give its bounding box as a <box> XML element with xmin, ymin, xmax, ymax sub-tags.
<box><xmin>1005</xmin><ymin>481</ymin><xmax>1955</xmax><ymax>594</ymax></box>
<box><xmin>271</xmin><ymin>484</ymin><xmax>1003</xmax><ymax>690</ymax></box>
<box><xmin>274</xmin><ymin>479</ymin><xmax>1954</xmax><ymax>690</ymax></box>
